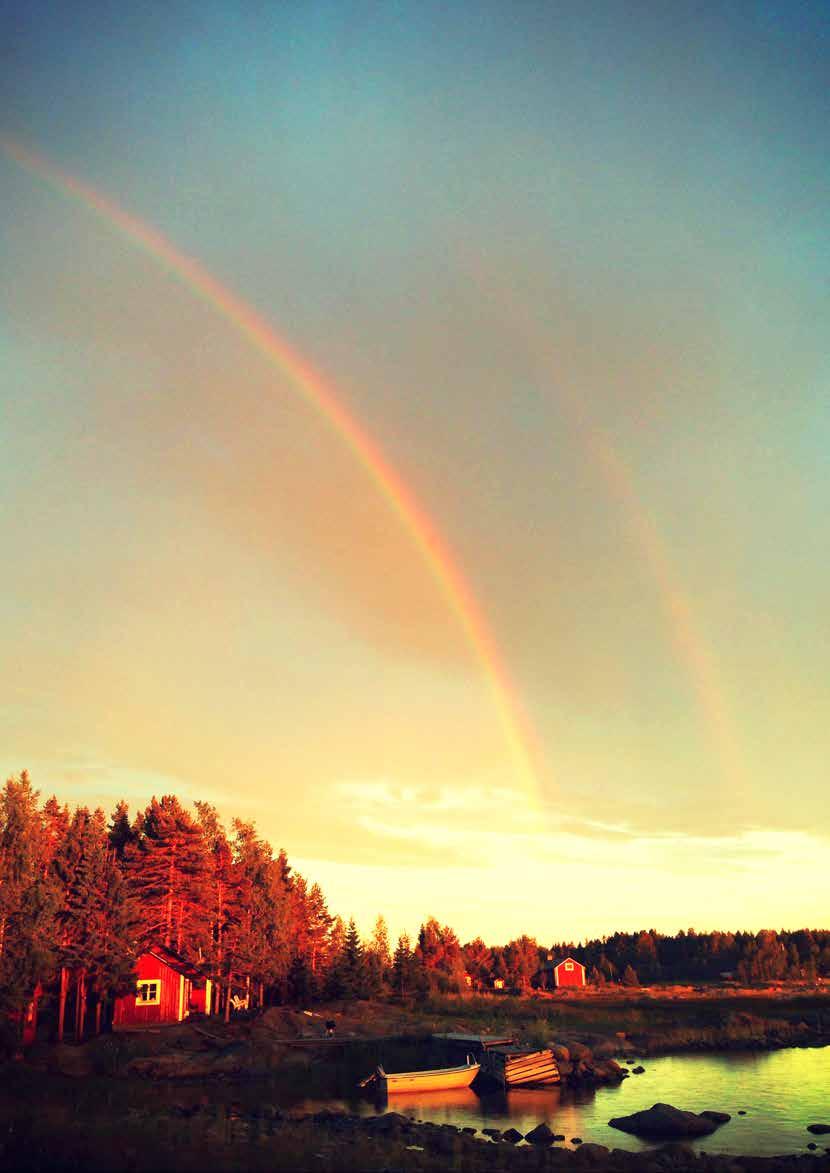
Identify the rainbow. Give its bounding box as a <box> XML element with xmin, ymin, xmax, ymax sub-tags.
<box><xmin>464</xmin><ymin>251</ymin><xmax>746</xmax><ymax>797</ymax></box>
<box><xmin>0</xmin><ymin>134</ymin><xmax>542</xmax><ymax>796</ymax></box>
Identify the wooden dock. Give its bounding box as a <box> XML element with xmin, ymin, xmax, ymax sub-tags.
<box><xmin>479</xmin><ymin>1044</ymin><xmax>560</xmax><ymax>1088</ymax></box>
<box><xmin>432</xmin><ymin>1032</ymin><xmax>516</xmax><ymax>1050</ymax></box>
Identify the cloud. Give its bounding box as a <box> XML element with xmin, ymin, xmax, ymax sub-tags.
<box><xmin>1</xmin><ymin>756</ymin><xmax>246</xmax><ymax>815</ymax></box>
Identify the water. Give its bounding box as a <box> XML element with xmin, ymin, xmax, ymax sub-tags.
<box><xmin>6</xmin><ymin>1045</ymin><xmax>829</xmax><ymax>1160</ymax></box>
<box><xmin>302</xmin><ymin>1046</ymin><xmax>830</xmax><ymax>1156</ymax></box>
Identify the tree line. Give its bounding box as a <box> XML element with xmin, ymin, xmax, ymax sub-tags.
<box><xmin>1</xmin><ymin>773</ymin><xmax>828</xmax><ymax>1045</ymax></box>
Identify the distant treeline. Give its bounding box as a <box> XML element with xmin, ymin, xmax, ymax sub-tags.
<box><xmin>1</xmin><ymin>774</ymin><xmax>828</xmax><ymax>1044</ymax></box>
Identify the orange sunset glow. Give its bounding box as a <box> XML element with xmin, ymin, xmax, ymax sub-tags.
<box><xmin>3</xmin><ymin>1</ymin><xmax>829</xmax><ymax>952</ymax></box>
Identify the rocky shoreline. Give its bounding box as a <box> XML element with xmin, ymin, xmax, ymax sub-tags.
<box><xmin>160</xmin><ymin>1102</ymin><xmax>830</xmax><ymax>1172</ymax></box>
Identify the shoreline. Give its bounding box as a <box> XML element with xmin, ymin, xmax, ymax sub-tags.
<box><xmin>7</xmin><ymin>991</ymin><xmax>830</xmax><ymax>1171</ymax></box>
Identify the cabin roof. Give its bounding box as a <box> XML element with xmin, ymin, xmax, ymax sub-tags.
<box><xmin>145</xmin><ymin>945</ymin><xmax>203</xmax><ymax>980</ymax></box>
<box><xmin>536</xmin><ymin>955</ymin><xmax>585</xmax><ymax>972</ymax></box>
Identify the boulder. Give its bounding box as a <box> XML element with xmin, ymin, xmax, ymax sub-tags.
<box><xmin>808</xmin><ymin>1124</ymin><xmax>830</xmax><ymax>1135</ymax></box>
<box><xmin>701</xmin><ymin>1111</ymin><xmax>731</xmax><ymax>1125</ymax></box>
<box><xmin>654</xmin><ymin>1141</ymin><xmax>697</xmax><ymax>1167</ymax></box>
<box><xmin>632</xmin><ymin>1065</ymin><xmax>646</xmax><ymax>1074</ymax></box>
<box><xmin>365</xmin><ymin>1112</ymin><xmax>409</xmax><ymax>1135</ymax></box>
<box><xmin>502</xmin><ymin>1128</ymin><xmax>524</xmax><ymax>1144</ymax></box>
<box><xmin>573</xmin><ymin>1143</ymin><xmax>609</xmax><ymax>1163</ymax></box>
<box><xmin>609</xmin><ymin>1103</ymin><xmax>726</xmax><ymax>1139</ymax></box>
<box><xmin>525</xmin><ymin>1122</ymin><xmax>555</xmax><ymax>1145</ymax></box>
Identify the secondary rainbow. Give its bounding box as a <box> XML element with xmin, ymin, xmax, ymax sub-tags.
<box><xmin>0</xmin><ymin>135</ymin><xmax>542</xmax><ymax>797</ymax></box>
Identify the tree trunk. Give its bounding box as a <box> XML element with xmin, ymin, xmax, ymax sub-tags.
<box><xmin>77</xmin><ymin>971</ymin><xmax>87</xmax><ymax>1042</ymax></box>
<box><xmin>95</xmin><ymin>1000</ymin><xmax>102</xmax><ymax>1036</ymax></box>
<box><xmin>166</xmin><ymin>858</ymin><xmax>175</xmax><ymax>948</ymax></box>
<box><xmin>224</xmin><ymin>982</ymin><xmax>231</xmax><ymax>1023</ymax></box>
<box><xmin>245</xmin><ymin>973</ymin><xmax>251</xmax><ymax>1010</ymax></box>
<box><xmin>57</xmin><ymin>966</ymin><xmax>68</xmax><ymax>1043</ymax></box>
<box><xmin>259</xmin><ymin>981</ymin><xmax>264</xmax><ymax>1009</ymax></box>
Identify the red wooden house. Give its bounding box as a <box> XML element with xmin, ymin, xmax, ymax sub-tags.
<box><xmin>534</xmin><ymin>954</ymin><xmax>587</xmax><ymax>989</ymax></box>
<box><xmin>113</xmin><ymin>947</ymin><xmax>212</xmax><ymax>1029</ymax></box>
<box><xmin>551</xmin><ymin>956</ymin><xmax>586</xmax><ymax>988</ymax></box>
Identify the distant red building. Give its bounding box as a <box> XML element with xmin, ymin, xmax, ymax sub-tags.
<box><xmin>534</xmin><ymin>955</ymin><xmax>587</xmax><ymax>989</ymax></box>
<box><xmin>551</xmin><ymin>956</ymin><xmax>586</xmax><ymax>988</ymax></box>
<box><xmin>113</xmin><ymin>947</ymin><xmax>212</xmax><ymax>1029</ymax></box>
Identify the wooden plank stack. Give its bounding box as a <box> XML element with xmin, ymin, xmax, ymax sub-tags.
<box><xmin>480</xmin><ymin>1045</ymin><xmax>560</xmax><ymax>1088</ymax></box>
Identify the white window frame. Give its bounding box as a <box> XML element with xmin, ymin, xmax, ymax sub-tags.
<box><xmin>564</xmin><ymin>961</ymin><xmax>574</xmax><ymax>972</ymax></box>
<box><xmin>136</xmin><ymin>980</ymin><xmax>161</xmax><ymax>1006</ymax></box>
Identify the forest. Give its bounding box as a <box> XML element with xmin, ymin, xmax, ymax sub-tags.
<box><xmin>1</xmin><ymin>772</ymin><xmax>829</xmax><ymax>1046</ymax></box>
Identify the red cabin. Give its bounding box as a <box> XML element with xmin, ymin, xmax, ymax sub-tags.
<box><xmin>113</xmin><ymin>947</ymin><xmax>211</xmax><ymax>1030</ymax></box>
<box><xmin>551</xmin><ymin>956</ymin><xmax>586</xmax><ymax>988</ymax></box>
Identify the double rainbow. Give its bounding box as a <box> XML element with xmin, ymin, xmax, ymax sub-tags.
<box><xmin>1</xmin><ymin>135</ymin><xmax>542</xmax><ymax>797</ymax></box>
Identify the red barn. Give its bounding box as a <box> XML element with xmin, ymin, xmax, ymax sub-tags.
<box><xmin>113</xmin><ymin>947</ymin><xmax>212</xmax><ymax>1030</ymax></box>
<box><xmin>551</xmin><ymin>956</ymin><xmax>586</xmax><ymax>988</ymax></box>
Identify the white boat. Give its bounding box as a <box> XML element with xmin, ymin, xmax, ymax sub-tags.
<box><xmin>364</xmin><ymin>1056</ymin><xmax>480</xmax><ymax>1094</ymax></box>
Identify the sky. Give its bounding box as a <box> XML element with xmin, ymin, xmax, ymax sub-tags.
<box><xmin>2</xmin><ymin>1</ymin><xmax>829</xmax><ymax>945</ymax></box>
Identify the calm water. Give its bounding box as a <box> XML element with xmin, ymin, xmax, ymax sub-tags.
<box><xmin>302</xmin><ymin>1046</ymin><xmax>830</xmax><ymax>1156</ymax></box>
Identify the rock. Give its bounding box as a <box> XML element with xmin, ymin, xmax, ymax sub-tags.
<box><xmin>366</xmin><ymin>1112</ymin><xmax>409</xmax><ymax>1135</ymax></box>
<box><xmin>573</xmin><ymin>1143</ymin><xmax>609</xmax><ymax>1162</ymax></box>
<box><xmin>502</xmin><ymin>1128</ymin><xmax>523</xmax><ymax>1144</ymax></box>
<box><xmin>551</xmin><ymin>1044</ymin><xmax>571</xmax><ymax>1063</ymax></box>
<box><xmin>481</xmin><ymin>1128</ymin><xmax>502</xmax><ymax>1139</ymax></box>
<box><xmin>807</xmin><ymin>1143</ymin><xmax>818</xmax><ymax>1151</ymax></box>
<box><xmin>571</xmin><ymin>1136</ymin><xmax>582</xmax><ymax>1144</ymax></box>
<box><xmin>461</xmin><ymin>1126</ymin><xmax>477</xmax><ymax>1134</ymax></box>
<box><xmin>737</xmin><ymin>1110</ymin><xmax>747</xmax><ymax>1115</ymax></box>
<box><xmin>432</xmin><ymin>1130</ymin><xmax>461</xmax><ymax>1156</ymax></box>
<box><xmin>632</xmin><ymin>1065</ymin><xmax>646</xmax><ymax>1074</ymax></box>
<box><xmin>655</xmin><ymin>1141</ymin><xmax>697</xmax><ymax>1165</ymax></box>
<box><xmin>609</xmin><ymin>1103</ymin><xmax>726</xmax><ymax>1139</ymax></box>
<box><xmin>700</xmin><ymin>1111</ymin><xmax>731</xmax><ymax>1125</ymax></box>
<box><xmin>525</xmin><ymin>1122</ymin><xmax>555</xmax><ymax>1145</ymax></box>
<box><xmin>553</xmin><ymin>1134</ymin><xmax>566</xmax><ymax>1141</ymax></box>
<box><xmin>567</xmin><ymin>1042</ymin><xmax>593</xmax><ymax>1062</ymax></box>
<box><xmin>807</xmin><ymin>1124</ymin><xmax>830</xmax><ymax>1135</ymax></box>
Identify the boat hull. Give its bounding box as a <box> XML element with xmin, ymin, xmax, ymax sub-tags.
<box><xmin>380</xmin><ymin>1062</ymin><xmax>480</xmax><ymax>1094</ymax></box>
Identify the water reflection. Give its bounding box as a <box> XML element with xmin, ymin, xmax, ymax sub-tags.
<box><xmin>328</xmin><ymin>1045</ymin><xmax>830</xmax><ymax>1156</ymax></box>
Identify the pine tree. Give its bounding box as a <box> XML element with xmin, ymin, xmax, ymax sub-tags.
<box><xmin>0</xmin><ymin>774</ymin><xmax>59</xmax><ymax>1042</ymax></box>
<box><xmin>107</xmin><ymin>800</ymin><xmax>136</xmax><ymax>860</ymax></box>
<box><xmin>338</xmin><ymin>918</ymin><xmax>365</xmax><ymax>999</ymax></box>
<box><xmin>392</xmin><ymin>933</ymin><xmax>413</xmax><ymax>997</ymax></box>
<box><xmin>122</xmin><ymin>796</ymin><xmax>211</xmax><ymax>958</ymax></box>
<box><xmin>365</xmin><ymin>914</ymin><xmax>391</xmax><ymax>996</ymax></box>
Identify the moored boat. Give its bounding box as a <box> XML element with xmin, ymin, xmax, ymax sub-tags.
<box><xmin>363</xmin><ymin>1056</ymin><xmax>480</xmax><ymax>1094</ymax></box>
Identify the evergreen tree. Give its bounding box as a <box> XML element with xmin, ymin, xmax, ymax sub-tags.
<box><xmin>122</xmin><ymin>796</ymin><xmax>211</xmax><ymax>958</ymax></box>
<box><xmin>391</xmin><ymin>932</ymin><xmax>414</xmax><ymax>997</ymax></box>
<box><xmin>337</xmin><ymin>918</ymin><xmax>366</xmax><ymax>999</ymax></box>
<box><xmin>365</xmin><ymin>914</ymin><xmax>391</xmax><ymax>996</ymax></box>
<box><xmin>0</xmin><ymin>774</ymin><xmax>59</xmax><ymax>1041</ymax></box>
<box><xmin>107</xmin><ymin>800</ymin><xmax>136</xmax><ymax>860</ymax></box>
